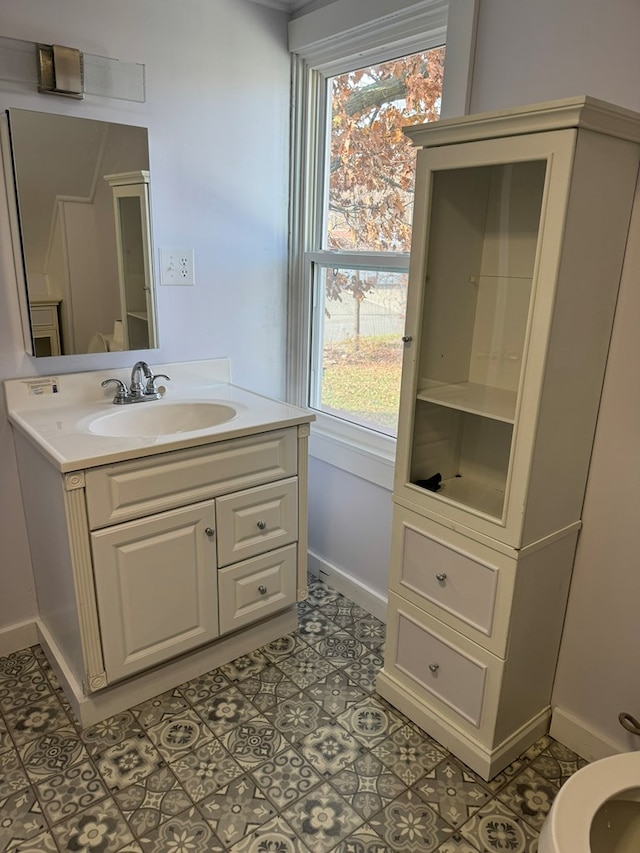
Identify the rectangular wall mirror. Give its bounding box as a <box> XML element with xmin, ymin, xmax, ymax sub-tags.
<box><xmin>3</xmin><ymin>108</ymin><xmax>158</xmax><ymax>356</ymax></box>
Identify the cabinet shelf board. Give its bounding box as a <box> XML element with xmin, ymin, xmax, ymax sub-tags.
<box><xmin>412</xmin><ymin>474</ymin><xmax>505</xmax><ymax>519</ymax></box>
<box><xmin>417</xmin><ymin>382</ymin><xmax>517</xmax><ymax>423</ymax></box>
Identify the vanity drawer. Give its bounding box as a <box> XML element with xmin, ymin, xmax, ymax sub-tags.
<box><xmin>218</xmin><ymin>544</ymin><xmax>297</xmax><ymax>635</ymax></box>
<box><xmin>85</xmin><ymin>428</ymin><xmax>297</xmax><ymax>529</ymax></box>
<box><xmin>385</xmin><ymin>592</ymin><xmax>494</xmax><ymax>729</ymax></box>
<box><xmin>216</xmin><ymin>478</ymin><xmax>298</xmax><ymax>567</ymax></box>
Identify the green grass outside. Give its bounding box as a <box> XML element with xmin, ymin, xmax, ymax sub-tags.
<box><xmin>321</xmin><ymin>335</ymin><xmax>403</xmax><ymax>430</ymax></box>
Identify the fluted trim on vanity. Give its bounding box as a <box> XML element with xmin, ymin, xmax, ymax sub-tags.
<box><xmin>63</xmin><ymin>473</ymin><xmax>107</xmax><ymax>691</ymax></box>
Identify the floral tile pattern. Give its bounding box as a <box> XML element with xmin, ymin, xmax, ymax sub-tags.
<box><xmin>0</xmin><ymin>575</ymin><xmax>589</xmax><ymax>852</ymax></box>
<box><xmin>496</xmin><ymin>765</ymin><xmax>559</xmax><ymax>830</ymax></box>
<box><xmin>458</xmin><ymin>798</ymin><xmax>539</xmax><ymax>852</ymax></box>
<box><xmin>414</xmin><ymin>759</ymin><xmax>492</xmax><ymax>828</ymax></box>
<box><xmin>36</xmin><ymin>759</ymin><xmax>108</xmax><ymax>825</ymax></box>
<box><xmin>113</xmin><ymin>765</ymin><xmax>191</xmax><ymax>836</ymax></box>
<box><xmin>368</xmin><ymin>788</ymin><xmax>453</xmax><ymax>852</ymax></box>
<box><xmin>51</xmin><ymin>797</ymin><xmax>135</xmax><ymax>852</ymax></box>
<box><xmin>137</xmin><ymin>805</ymin><xmax>224</xmax><ymax>853</ymax></box>
<box><xmin>283</xmin><ymin>781</ymin><xmax>364</xmax><ymax>850</ymax></box>
<box><xmin>199</xmin><ymin>772</ymin><xmax>277</xmax><ymax>846</ymax></box>
<box><xmin>251</xmin><ymin>746</ymin><xmax>321</xmax><ymax>810</ymax></box>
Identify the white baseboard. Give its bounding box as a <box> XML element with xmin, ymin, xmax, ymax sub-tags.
<box><xmin>0</xmin><ymin>619</ymin><xmax>38</xmax><ymax>658</ymax></box>
<box><xmin>550</xmin><ymin>706</ymin><xmax>624</xmax><ymax>762</ymax></box>
<box><xmin>307</xmin><ymin>550</ymin><xmax>388</xmax><ymax>622</ymax></box>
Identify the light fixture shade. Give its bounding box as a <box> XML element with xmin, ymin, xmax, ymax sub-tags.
<box><xmin>0</xmin><ymin>35</ymin><xmax>145</xmax><ymax>103</ymax></box>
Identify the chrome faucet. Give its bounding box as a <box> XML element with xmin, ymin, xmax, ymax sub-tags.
<box><xmin>130</xmin><ymin>361</ymin><xmax>155</xmax><ymax>399</ymax></box>
<box><xmin>101</xmin><ymin>362</ymin><xmax>171</xmax><ymax>404</ymax></box>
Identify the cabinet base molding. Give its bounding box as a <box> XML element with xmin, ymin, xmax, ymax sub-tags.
<box><xmin>37</xmin><ymin>608</ymin><xmax>297</xmax><ymax>728</ymax></box>
<box><xmin>376</xmin><ymin>668</ymin><xmax>550</xmax><ymax>780</ymax></box>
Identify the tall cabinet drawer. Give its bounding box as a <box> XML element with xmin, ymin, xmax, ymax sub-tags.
<box><xmin>390</xmin><ymin>506</ymin><xmax>515</xmax><ymax>656</ymax></box>
<box><xmin>385</xmin><ymin>592</ymin><xmax>502</xmax><ymax>735</ymax></box>
<box><xmin>216</xmin><ymin>478</ymin><xmax>298</xmax><ymax>567</ymax></box>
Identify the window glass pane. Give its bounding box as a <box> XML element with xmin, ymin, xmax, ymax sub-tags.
<box><xmin>324</xmin><ymin>47</ymin><xmax>445</xmax><ymax>253</ymax></box>
<box><xmin>311</xmin><ymin>265</ymin><xmax>408</xmax><ymax>435</ymax></box>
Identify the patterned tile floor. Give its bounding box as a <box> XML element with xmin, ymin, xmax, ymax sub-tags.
<box><xmin>0</xmin><ymin>573</ymin><xmax>587</xmax><ymax>852</ymax></box>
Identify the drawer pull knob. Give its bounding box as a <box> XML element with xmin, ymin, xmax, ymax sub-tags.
<box><xmin>258</xmin><ymin>585</ymin><xmax>268</xmax><ymax>595</ymax></box>
<box><xmin>256</xmin><ymin>520</ymin><xmax>267</xmax><ymax>530</ymax></box>
<box><xmin>205</xmin><ymin>527</ymin><xmax>215</xmax><ymax>538</ymax></box>
<box><xmin>401</xmin><ymin>335</ymin><xmax>413</xmax><ymax>343</ymax></box>
<box><xmin>429</xmin><ymin>663</ymin><xmax>440</xmax><ymax>674</ymax></box>
<box><xmin>436</xmin><ymin>572</ymin><xmax>447</xmax><ymax>583</ymax></box>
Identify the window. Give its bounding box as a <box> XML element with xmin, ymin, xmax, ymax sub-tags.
<box><xmin>287</xmin><ymin>0</ymin><xmax>477</xmax><ymax>487</ymax></box>
<box><xmin>308</xmin><ymin>49</ymin><xmax>445</xmax><ymax>436</ymax></box>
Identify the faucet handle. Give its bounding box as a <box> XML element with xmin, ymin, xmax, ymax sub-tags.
<box><xmin>145</xmin><ymin>373</ymin><xmax>171</xmax><ymax>395</ymax></box>
<box><xmin>101</xmin><ymin>378</ymin><xmax>130</xmax><ymax>404</ymax></box>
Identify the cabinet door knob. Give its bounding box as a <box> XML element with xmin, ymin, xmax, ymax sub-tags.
<box><xmin>258</xmin><ymin>585</ymin><xmax>268</xmax><ymax>595</ymax></box>
<box><xmin>429</xmin><ymin>663</ymin><xmax>440</xmax><ymax>674</ymax></box>
<box><xmin>205</xmin><ymin>527</ymin><xmax>215</xmax><ymax>538</ymax></box>
<box><xmin>401</xmin><ymin>335</ymin><xmax>413</xmax><ymax>343</ymax></box>
<box><xmin>256</xmin><ymin>520</ymin><xmax>267</xmax><ymax>530</ymax></box>
<box><xmin>436</xmin><ymin>572</ymin><xmax>447</xmax><ymax>583</ymax></box>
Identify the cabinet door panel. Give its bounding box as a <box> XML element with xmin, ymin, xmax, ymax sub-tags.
<box><xmin>91</xmin><ymin>500</ymin><xmax>218</xmax><ymax>682</ymax></box>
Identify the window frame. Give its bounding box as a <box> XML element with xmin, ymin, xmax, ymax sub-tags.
<box><xmin>287</xmin><ymin>0</ymin><xmax>478</xmax><ymax>489</ymax></box>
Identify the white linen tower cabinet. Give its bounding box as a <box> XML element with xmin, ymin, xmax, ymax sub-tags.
<box><xmin>376</xmin><ymin>97</ymin><xmax>640</xmax><ymax>780</ymax></box>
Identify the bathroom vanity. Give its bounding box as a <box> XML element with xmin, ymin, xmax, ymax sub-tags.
<box><xmin>5</xmin><ymin>359</ymin><xmax>313</xmax><ymax>725</ymax></box>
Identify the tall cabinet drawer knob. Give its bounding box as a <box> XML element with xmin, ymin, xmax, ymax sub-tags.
<box><xmin>428</xmin><ymin>663</ymin><xmax>440</xmax><ymax>674</ymax></box>
<box><xmin>258</xmin><ymin>585</ymin><xmax>268</xmax><ymax>595</ymax></box>
<box><xmin>435</xmin><ymin>572</ymin><xmax>447</xmax><ymax>583</ymax></box>
<box><xmin>256</xmin><ymin>520</ymin><xmax>267</xmax><ymax>530</ymax></box>
<box><xmin>205</xmin><ymin>527</ymin><xmax>215</xmax><ymax>538</ymax></box>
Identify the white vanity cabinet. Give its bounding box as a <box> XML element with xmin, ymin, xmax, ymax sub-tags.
<box><xmin>82</xmin><ymin>428</ymin><xmax>300</xmax><ymax>684</ymax></box>
<box><xmin>376</xmin><ymin>97</ymin><xmax>640</xmax><ymax>779</ymax></box>
<box><xmin>6</xmin><ymin>364</ymin><xmax>313</xmax><ymax>728</ymax></box>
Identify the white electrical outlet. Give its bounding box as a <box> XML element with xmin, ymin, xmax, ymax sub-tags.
<box><xmin>159</xmin><ymin>248</ymin><xmax>195</xmax><ymax>286</ymax></box>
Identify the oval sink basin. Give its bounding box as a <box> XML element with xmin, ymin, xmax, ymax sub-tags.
<box><xmin>89</xmin><ymin>402</ymin><xmax>237</xmax><ymax>437</ymax></box>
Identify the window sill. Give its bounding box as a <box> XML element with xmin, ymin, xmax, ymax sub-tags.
<box><xmin>308</xmin><ymin>411</ymin><xmax>396</xmax><ymax>490</ymax></box>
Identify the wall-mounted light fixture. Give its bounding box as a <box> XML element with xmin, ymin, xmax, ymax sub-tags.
<box><xmin>0</xmin><ymin>35</ymin><xmax>145</xmax><ymax>103</ymax></box>
<box><xmin>36</xmin><ymin>43</ymin><xmax>84</xmax><ymax>98</ymax></box>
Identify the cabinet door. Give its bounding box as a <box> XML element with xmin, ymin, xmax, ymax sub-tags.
<box><xmin>91</xmin><ymin>500</ymin><xmax>218</xmax><ymax>683</ymax></box>
<box><xmin>395</xmin><ymin>130</ymin><xmax>576</xmax><ymax>545</ymax></box>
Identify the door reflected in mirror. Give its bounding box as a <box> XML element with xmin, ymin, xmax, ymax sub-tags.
<box><xmin>6</xmin><ymin>109</ymin><xmax>158</xmax><ymax>356</ymax></box>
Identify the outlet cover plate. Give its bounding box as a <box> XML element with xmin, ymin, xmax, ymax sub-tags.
<box><xmin>159</xmin><ymin>248</ymin><xmax>195</xmax><ymax>286</ymax></box>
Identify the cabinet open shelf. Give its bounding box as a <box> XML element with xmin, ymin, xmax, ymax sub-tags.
<box><xmin>417</xmin><ymin>381</ymin><xmax>517</xmax><ymax>423</ymax></box>
<box><xmin>411</xmin><ymin>474</ymin><xmax>505</xmax><ymax>519</ymax></box>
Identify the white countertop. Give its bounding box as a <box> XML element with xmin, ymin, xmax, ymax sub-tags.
<box><xmin>4</xmin><ymin>359</ymin><xmax>314</xmax><ymax>472</ymax></box>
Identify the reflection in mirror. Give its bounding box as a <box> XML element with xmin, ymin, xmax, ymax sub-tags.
<box><xmin>6</xmin><ymin>109</ymin><xmax>158</xmax><ymax>356</ymax></box>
